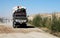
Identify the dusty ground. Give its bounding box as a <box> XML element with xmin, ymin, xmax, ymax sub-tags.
<box><xmin>0</xmin><ymin>23</ymin><xmax>59</xmax><ymax>38</ymax></box>
<box><xmin>0</xmin><ymin>25</ymin><xmax>42</xmax><ymax>33</ymax></box>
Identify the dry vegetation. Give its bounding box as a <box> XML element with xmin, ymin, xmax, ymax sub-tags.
<box><xmin>28</xmin><ymin>13</ymin><xmax>60</xmax><ymax>37</ymax></box>
<box><xmin>0</xmin><ymin>25</ymin><xmax>42</xmax><ymax>33</ymax></box>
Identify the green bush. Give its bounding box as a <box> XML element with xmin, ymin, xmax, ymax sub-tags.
<box><xmin>42</xmin><ymin>17</ymin><xmax>48</xmax><ymax>27</ymax></box>
<box><xmin>47</xmin><ymin>18</ymin><xmax>52</xmax><ymax>29</ymax></box>
<box><xmin>32</xmin><ymin>14</ymin><xmax>42</xmax><ymax>27</ymax></box>
<box><xmin>57</xmin><ymin>18</ymin><xmax>60</xmax><ymax>32</ymax></box>
<box><xmin>30</xmin><ymin>13</ymin><xmax>60</xmax><ymax>32</ymax></box>
<box><xmin>28</xmin><ymin>20</ymin><xmax>32</xmax><ymax>24</ymax></box>
<box><xmin>51</xmin><ymin>14</ymin><xmax>60</xmax><ymax>32</ymax></box>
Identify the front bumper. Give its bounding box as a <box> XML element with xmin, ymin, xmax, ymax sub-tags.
<box><xmin>16</xmin><ymin>20</ymin><xmax>26</xmax><ymax>22</ymax></box>
<box><xmin>14</xmin><ymin>19</ymin><xmax>27</xmax><ymax>24</ymax></box>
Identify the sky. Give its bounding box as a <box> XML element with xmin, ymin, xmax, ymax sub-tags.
<box><xmin>0</xmin><ymin>0</ymin><xmax>60</xmax><ymax>18</ymax></box>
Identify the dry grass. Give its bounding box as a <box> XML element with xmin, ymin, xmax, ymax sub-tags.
<box><xmin>40</xmin><ymin>27</ymin><xmax>60</xmax><ymax>37</ymax></box>
<box><xmin>0</xmin><ymin>25</ymin><xmax>14</xmax><ymax>33</ymax></box>
<box><xmin>0</xmin><ymin>25</ymin><xmax>41</xmax><ymax>33</ymax></box>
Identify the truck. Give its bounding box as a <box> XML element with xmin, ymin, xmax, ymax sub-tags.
<box><xmin>12</xmin><ymin>6</ymin><xmax>28</xmax><ymax>28</ymax></box>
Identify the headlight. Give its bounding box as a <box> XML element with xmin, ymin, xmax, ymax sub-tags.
<box><xmin>15</xmin><ymin>19</ymin><xmax>27</xmax><ymax>22</ymax></box>
<box><xmin>15</xmin><ymin>20</ymin><xmax>19</xmax><ymax>22</ymax></box>
<box><xmin>23</xmin><ymin>20</ymin><xmax>26</xmax><ymax>22</ymax></box>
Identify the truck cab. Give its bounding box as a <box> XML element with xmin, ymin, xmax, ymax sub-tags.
<box><xmin>13</xmin><ymin>6</ymin><xmax>28</xmax><ymax>28</ymax></box>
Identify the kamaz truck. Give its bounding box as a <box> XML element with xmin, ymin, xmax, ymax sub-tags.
<box><xmin>13</xmin><ymin>6</ymin><xmax>28</xmax><ymax>28</ymax></box>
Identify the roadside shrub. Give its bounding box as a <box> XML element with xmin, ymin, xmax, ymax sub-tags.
<box><xmin>51</xmin><ymin>14</ymin><xmax>60</xmax><ymax>32</ymax></box>
<box><xmin>57</xmin><ymin>18</ymin><xmax>60</xmax><ymax>32</ymax></box>
<box><xmin>42</xmin><ymin>17</ymin><xmax>48</xmax><ymax>27</ymax></box>
<box><xmin>28</xmin><ymin>20</ymin><xmax>32</xmax><ymax>24</ymax></box>
<box><xmin>32</xmin><ymin>14</ymin><xmax>42</xmax><ymax>27</ymax></box>
<box><xmin>47</xmin><ymin>18</ymin><xmax>52</xmax><ymax>29</ymax></box>
<box><xmin>29</xmin><ymin>13</ymin><xmax>60</xmax><ymax>32</ymax></box>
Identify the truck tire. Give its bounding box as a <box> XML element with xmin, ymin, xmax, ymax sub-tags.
<box><xmin>13</xmin><ymin>21</ymin><xmax>17</xmax><ymax>28</ymax></box>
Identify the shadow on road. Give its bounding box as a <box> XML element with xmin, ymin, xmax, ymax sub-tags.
<box><xmin>16</xmin><ymin>25</ymin><xmax>35</xmax><ymax>28</ymax></box>
<box><xmin>17</xmin><ymin>26</ymin><xmax>35</xmax><ymax>28</ymax></box>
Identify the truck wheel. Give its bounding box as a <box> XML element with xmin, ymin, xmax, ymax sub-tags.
<box><xmin>13</xmin><ymin>21</ymin><xmax>16</xmax><ymax>28</ymax></box>
<box><xmin>13</xmin><ymin>24</ymin><xmax>16</xmax><ymax>28</ymax></box>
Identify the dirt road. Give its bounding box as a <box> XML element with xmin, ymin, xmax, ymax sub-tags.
<box><xmin>0</xmin><ymin>23</ymin><xmax>58</xmax><ymax>38</ymax></box>
<box><xmin>0</xmin><ymin>32</ymin><xmax>58</xmax><ymax>38</ymax></box>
